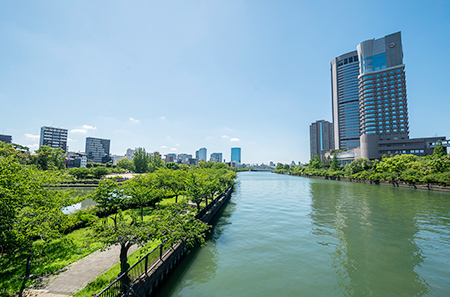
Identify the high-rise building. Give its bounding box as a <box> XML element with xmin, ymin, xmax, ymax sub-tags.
<box><xmin>357</xmin><ymin>32</ymin><xmax>410</xmax><ymax>159</ymax></box>
<box><xmin>195</xmin><ymin>147</ymin><xmax>207</xmax><ymax>161</ymax></box>
<box><xmin>210</xmin><ymin>152</ymin><xmax>223</xmax><ymax>163</ymax></box>
<box><xmin>40</xmin><ymin>126</ymin><xmax>68</xmax><ymax>152</ymax></box>
<box><xmin>0</xmin><ymin>134</ymin><xmax>12</xmax><ymax>143</ymax></box>
<box><xmin>309</xmin><ymin>120</ymin><xmax>334</xmax><ymax>159</ymax></box>
<box><xmin>331</xmin><ymin>51</ymin><xmax>361</xmax><ymax>150</ymax></box>
<box><xmin>85</xmin><ymin>137</ymin><xmax>111</xmax><ymax>163</ymax></box>
<box><xmin>231</xmin><ymin>147</ymin><xmax>241</xmax><ymax>163</ymax></box>
<box><xmin>330</xmin><ymin>31</ymin><xmax>446</xmax><ymax>160</ymax></box>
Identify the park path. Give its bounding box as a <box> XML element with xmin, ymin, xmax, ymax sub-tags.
<box><xmin>27</xmin><ymin>244</ymin><xmax>138</xmax><ymax>296</ymax></box>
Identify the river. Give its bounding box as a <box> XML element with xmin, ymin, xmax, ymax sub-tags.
<box><xmin>155</xmin><ymin>172</ymin><xmax>450</xmax><ymax>297</ymax></box>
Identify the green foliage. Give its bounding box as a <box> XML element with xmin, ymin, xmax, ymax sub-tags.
<box><xmin>33</xmin><ymin>145</ymin><xmax>66</xmax><ymax>170</ymax></box>
<box><xmin>133</xmin><ymin>147</ymin><xmax>149</xmax><ymax>173</ymax></box>
<box><xmin>433</xmin><ymin>140</ymin><xmax>447</xmax><ymax>158</ymax></box>
<box><xmin>123</xmin><ymin>174</ymin><xmax>163</xmax><ymax>220</ymax></box>
<box><xmin>148</xmin><ymin>151</ymin><xmax>165</xmax><ymax>172</ymax></box>
<box><xmin>166</xmin><ymin>162</ymin><xmax>179</xmax><ymax>170</ymax></box>
<box><xmin>330</xmin><ymin>154</ymin><xmax>340</xmax><ymax>171</ymax></box>
<box><xmin>116</xmin><ymin>158</ymin><xmax>135</xmax><ymax>172</ymax></box>
<box><xmin>90</xmin><ymin>179</ymin><xmax>124</xmax><ymax>215</ymax></box>
<box><xmin>0</xmin><ymin>156</ymin><xmax>71</xmax><ymax>294</ymax></box>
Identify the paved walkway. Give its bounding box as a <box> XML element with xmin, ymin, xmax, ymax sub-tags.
<box><xmin>28</xmin><ymin>244</ymin><xmax>138</xmax><ymax>296</ymax></box>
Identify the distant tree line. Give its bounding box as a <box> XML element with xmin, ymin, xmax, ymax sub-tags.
<box><xmin>275</xmin><ymin>141</ymin><xmax>450</xmax><ymax>186</ymax></box>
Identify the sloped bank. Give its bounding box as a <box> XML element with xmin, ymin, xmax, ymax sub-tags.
<box><xmin>287</xmin><ymin>173</ymin><xmax>450</xmax><ymax>193</ymax></box>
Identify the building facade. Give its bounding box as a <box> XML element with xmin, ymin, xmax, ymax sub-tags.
<box><xmin>195</xmin><ymin>147</ymin><xmax>207</xmax><ymax>161</ymax></box>
<box><xmin>331</xmin><ymin>51</ymin><xmax>361</xmax><ymax>150</ymax></box>
<box><xmin>358</xmin><ymin>32</ymin><xmax>410</xmax><ymax>159</ymax></box>
<box><xmin>85</xmin><ymin>137</ymin><xmax>111</xmax><ymax>163</ymax></box>
<box><xmin>330</xmin><ymin>31</ymin><xmax>446</xmax><ymax>160</ymax></box>
<box><xmin>40</xmin><ymin>126</ymin><xmax>68</xmax><ymax>152</ymax></box>
<box><xmin>0</xmin><ymin>134</ymin><xmax>12</xmax><ymax>143</ymax></box>
<box><xmin>210</xmin><ymin>152</ymin><xmax>223</xmax><ymax>163</ymax></box>
<box><xmin>231</xmin><ymin>147</ymin><xmax>241</xmax><ymax>163</ymax></box>
<box><xmin>309</xmin><ymin>120</ymin><xmax>334</xmax><ymax>159</ymax></box>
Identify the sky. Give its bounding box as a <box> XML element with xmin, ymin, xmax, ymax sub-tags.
<box><xmin>1</xmin><ymin>0</ymin><xmax>450</xmax><ymax>164</ymax></box>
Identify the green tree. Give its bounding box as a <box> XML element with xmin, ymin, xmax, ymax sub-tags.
<box><xmin>330</xmin><ymin>154</ymin><xmax>340</xmax><ymax>171</ymax></box>
<box><xmin>90</xmin><ymin>179</ymin><xmax>124</xmax><ymax>215</ymax></box>
<box><xmin>0</xmin><ymin>156</ymin><xmax>71</xmax><ymax>295</ymax></box>
<box><xmin>148</xmin><ymin>151</ymin><xmax>165</xmax><ymax>172</ymax></box>
<box><xmin>116</xmin><ymin>158</ymin><xmax>135</xmax><ymax>172</ymax></box>
<box><xmin>186</xmin><ymin>173</ymin><xmax>205</xmax><ymax>212</ymax></box>
<box><xmin>433</xmin><ymin>140</ymin><xmax>447</xmax><ymax>158</ymax></box>
<box><xmin>166</xmin><ymin>162</ymin><xmax>179</xmax><ymax>170</ymax></box>
<box><xmin>93</xmin><ymin>166</ymin><xmax>109</xmax><ymax>179</ymax></box>
<box><xmin>155</xmin><ymin>168</ymin><xmax>187</xmax><ymax>203</ymax></box>
<box><xmin>123</xmin><ymin>175</ymin><xmax>162</xmax><ymax>220</ymax></box>
<box><xmin>133</xmin><ymin>147</ymin><xmax>149</xmax><ymax>173</ymax></box>
<box><xmin>33</xmin><ymin>145</ymin><xmax>66</xmax><ymax>170</ymax></box>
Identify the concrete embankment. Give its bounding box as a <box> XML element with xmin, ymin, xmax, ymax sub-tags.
<box><xmin>288</xmin><ymin>173</ymin><xmax>450</xmax><ymax>193</ymax></box>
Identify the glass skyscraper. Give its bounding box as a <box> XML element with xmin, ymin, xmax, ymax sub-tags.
<box><xmin>357</xmin><ymin>31</ymin><xmax>409</xmax><ymax>158</ymax></box>
<box><xmin>231</xmin><ymin>147</ymin><xmax>241</xmax><ymax>163</ymax></box>
<box><xmin>331</xmin><ymin>50</ymin><xmax>360</xmax><ymax>150</ymax></box>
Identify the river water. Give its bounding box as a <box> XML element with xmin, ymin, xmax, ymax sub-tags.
<box><xmin>156</xmin><ymin>172</ymin><xmax>450</xmax><ymax>297</ymax></box>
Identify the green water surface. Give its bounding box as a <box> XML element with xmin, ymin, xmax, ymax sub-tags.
<box><xmin>156</xmin><ymin>172</ymin><xmax>450</xmax><ymax>297</ymax></box>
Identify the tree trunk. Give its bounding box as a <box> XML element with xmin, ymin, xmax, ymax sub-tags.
<box><xmin>175</xmin><ymin>194</ymin><xmax>178</xmax><ymax>203</ymax></box>
<box><xmin>120</xmin><ymin>243</ymin><xmax>131</xmax><ymax>293</ymax></box>
<box><xmin>140</xmin><ymin>206</ymin><xmax>144</xmax><ymax>221</ymax></box>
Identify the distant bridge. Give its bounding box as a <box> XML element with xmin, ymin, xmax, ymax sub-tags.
<box><xmin>250</xmin><ymin>168</ymin><xmax>274</xmax><ymax>172</ymax></box>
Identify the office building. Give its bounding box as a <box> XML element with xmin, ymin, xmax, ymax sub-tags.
<box><xmin>231</xmin><ymin>147</ymin><xmax>241</xmax><ymax>163</ymax></box>
<box><xmin>85</xmin><ymin>137</ymin><xmax>111</xmax><ymax>163</ymax></box>
<box><xmin>310</xmin><ymin>120</ymin><xmax>334</xmax><ymax>159</ymax></box>
<box><xmin>40</xmin><ymin>126</ymin><xmax>68</xmax><ymax>152</ymax></box>
<box><xmin>66</xmin><ymin>152</ymin><xmax>87</xmax><ymax>168</ymax></box>
<box><xmin>331</xmin><ymin>31</ymin><xmax>446</xmax><ymax>159</ymax></box>
<box><xmin>195</xmin><ymin>147</ymin><xmax>207</xmax><ymax>161</ymax></box>
<box><xmin>331</xmin><ymin>51</ymin><xmax>361</xmax><ymax>150</ymax></box>
<box><xmin>210</xmin><ymin>152</ymin><xmax>223</xmax><ymax>163</ymax></box>
<box><xmin>0</xmin><ymin>134</ymin><xmax>12</xmax><ymax>143</ymax></box>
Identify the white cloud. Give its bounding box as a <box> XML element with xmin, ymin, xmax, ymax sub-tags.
<box><xmin>71</xmin><ymin>124</ymin><xmax>97</xmax><ymax>134</ymax></box>
<box><xmin>230</xmin><ymin>138</ymin><xmax>240</xmax><ymax>142</ymax></box>
<box><xmin>161</xmin><ymin>145</ymin><xmax>168</xmax><ymax>149</ymax></box>
<box><xmin>130</xmin><ymin>117</ymin><xmax>140</xmax><ymax>124</ymax></box>
<box><xmin>160</xmin><ymin>116</ymin><xmax>167</xmax><ymax>121</ymax></box>
<box><xmin>176</xmin><ymin>143</ymin><xmax>180</xmax><ymax>146</ymax></box>
<box><xmin>24</xmin><ymin>133</ymin><xmax>40</xmax><ymax>140</ymax></box>
<box><xmin>27</xmin><ymin>144</ymin><xmax>39</xmax><ymax>150</ymax></box>
<box><xmin>68</xmin><ymin>138</ymin><xmax>77</xmax><ymax>142</ymax></box>
<box><xmin>82</xmin><ymin>125</ymin><xmax>96</xmax><ymax>130</ymax></box>
<box><xmin>170</xmin><ymin>148</ymin><xmax>177</xmax><ymax>151</ymax></box>
<box><xmin>222</xmin><ymin>135</ymin><xmax>230</xmax><ymax>139</ymax></box>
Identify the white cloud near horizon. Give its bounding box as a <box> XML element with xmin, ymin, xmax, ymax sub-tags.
<box><xmin>161</xmin><ymin>145</ymin><xmax>168</xmax><ymax>149</ymax></box>
<box><xmin>24</xmin><ymin>133</ymin><xmax>40</xmax><ymax>140</ymax></box>
<box><xmin>170</xmin><ymin>148</ymin><xmax>177</xmax><ymax>151</ymax></box>
<box><xmin>130</xmin><ymin>117</ymin><xmax>140</xmax><ymax>123</ymax></box>
<box><xmin>230</xmin><ymin>138</ymin><xmax>240</xmax><ymax>142</ymax></box>
<box><xmin>71</xmin><ymin>124</ymin><xmax>97</xmax><ymax>134</ymax></box>
<box><xmin>27</xmin><ymin>144</ymin><xmax>39</xmax><ymax>150</ymax></box>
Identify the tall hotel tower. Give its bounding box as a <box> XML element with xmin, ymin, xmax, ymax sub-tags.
<box><xmin>331</xmin><ymin>51</ymin><xmax>360</xmax><ymax>150</ymax></box>
<box><xmin>357</xmin><ymin>32</ymin><xmax>409</xmax><ymax>159</ymax></box>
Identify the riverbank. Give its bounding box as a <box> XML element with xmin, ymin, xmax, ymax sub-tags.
<box><xmin>284</xmin><ymin>172</ymin><xmax>450</xmax><ymax>193</ymax></box>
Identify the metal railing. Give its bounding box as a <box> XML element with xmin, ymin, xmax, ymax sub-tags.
<box><xmin>94</xmin><ymin>185</ymin><xmax>233</xmax><ymax>297</ymax></box>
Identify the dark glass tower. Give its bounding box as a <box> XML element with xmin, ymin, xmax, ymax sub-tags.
<box><xmin>331</xmin><ymin>51</ymin><xmax>360</xmax><ymax>150</ymax></box>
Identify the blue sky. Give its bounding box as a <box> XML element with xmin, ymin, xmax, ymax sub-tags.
<box><xmin>1</xmin><ymin>0</ymin><xmax>449</xmax><ymax>164</ymax></box>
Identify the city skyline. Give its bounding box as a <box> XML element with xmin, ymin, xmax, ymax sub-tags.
<box><xmin>1</xmin><ymin>1</ymin><xmax>450</xmax><ymax>164</ymax></box>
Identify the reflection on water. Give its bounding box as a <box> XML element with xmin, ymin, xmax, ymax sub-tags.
<box><xmin>155</xmin><ymin>173</ymin><xmax>450</xmax><ymax>297</ymax></box>
<box><xmin>309</xmin><ymin>181</ymin><xmax>431</xmax><ymax>296</ymax></box>
<box><xmin>60</xmin><ymin>187</ymin><xmax>96</xmax><ymax>214</ymax></box>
